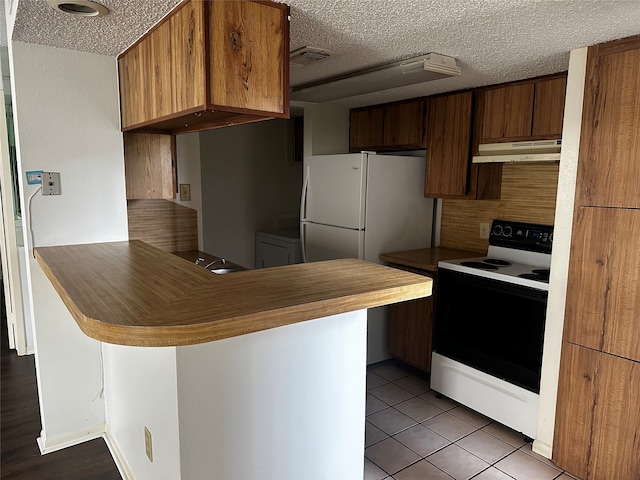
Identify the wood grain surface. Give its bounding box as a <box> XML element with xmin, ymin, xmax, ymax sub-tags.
<box><xmin>440</xmin><ymin>162</ymin><xmax>559</xmax><ymax>251</ymax></box>
<box><xmin>124</xmin><ymin>133</ymin><xmax>175</xmax><ymax>199</ymax></box>
<box><xmin>127</xmin><ymin>199</ymin><xmax>198</xmax><ymax>252</ymax></box>
<box><xmin>34</xmin><ymin>241</ymin><xmax>432</xmax><ymax>347</ymax></box>
<box><xmin>379</xmin><ymin>247</ymin><xmax>483</xmax><ymax>272</ymax></box>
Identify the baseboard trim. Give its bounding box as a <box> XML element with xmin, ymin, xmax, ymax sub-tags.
<box><xmin>532</xmin><ymin>438</ymin><xmax>553</xmax><ymax>459</ymax></box>
<box><xmin>104</xmin><ymin>427</ymin><xmax>134</xmax><ymax>480</ymax></box>
<box><xmin>36</xmin><ymin>425</ymin><xmax>105</xmax><ymax>455</ymax></box>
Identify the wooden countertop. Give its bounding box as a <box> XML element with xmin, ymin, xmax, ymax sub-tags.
<box><xmin>379</xmin><ymin>247</ymin><xmax>484</xmax><ymax>273</ymax></box>
<box><xmin>35</xmin><ymin>241</ymin><xmax>432</xmax><ymax>347</ymax></box>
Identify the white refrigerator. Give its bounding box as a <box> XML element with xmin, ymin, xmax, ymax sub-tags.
<box><xmin>300</xmin><ymin>152</ymin><xmax>434</xmax><ymax>364</ymax></box>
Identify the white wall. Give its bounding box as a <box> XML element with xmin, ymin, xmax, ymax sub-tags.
<box><xmin>176</xmin><ymin>310</ymin><xmax>367</xmax><ymax>480</ymax></box>
<box><xmin>171</xmin><ymin>133</ymin><xmax>203</xmax><ymax>250</ymax></box>
<box><xmin>533</xmin><ymin>48</ymin><xmax>587</xmax><ymax>458</ymax></box>
<box><xmin>9</xmin><ymin>41</ymin><xmax>128</xmax><ymax>451</ymax></box>
<box><xmin>199</xmin><ymin>119</ymin><xmax>302</xmax><ymax>268</ymax></box>
<box><xmin>302</xmin><ymin>103</ymin><xmax>350</xmax><ymax>156</ymax></box>
<box><xmin>103</xmin><ymin>344</ymin><xmax>181</xmax><ymax>480</ymax></box>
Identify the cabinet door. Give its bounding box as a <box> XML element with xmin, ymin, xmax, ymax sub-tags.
<box><xmin>383</xmin><ymin>99</ymin><xmax>425</xmax><ymax>148</ymax></box>
<box><xmin>119</xmin><ymin>43</ymin><xmax>144</xmax><ymax>129</ymax></box>
<box><xmin>147</xmin><ymin>20</ymin><xmax>172</xmax><ymax>121</ymax></box>
<box><xmin>349</xmin><ymin>107</ymin><xmax>384</xmax><ymax>152</ymax></box>
<box><xmin>576</xmin><ymin>42</ymin><xmax>640</xmax><ymax>208</ymax></box>
<box><xmin>387</xmin><ymin>269</ymin><xmax>434</xmax><ymax>372</ymax></box>
<box><xmin>554</xmin><ymin>343</ymin><xmax>640</xmax><ymax>480</ymax></box>
<box><xmin>481</xmin><ymin>83</ymin><xmax>534</xmax><ymax>141</ymax></box>
<box><xmin>170</xmin><ymin>0</ymin><xmax>206</xmax><ymax>114</ymax></box>
<box><xmin>564</xmin><ymin>207</ymin><xmax>640</xmax><ymax>362</ymax></box>
<box><xmin>425</xmin><ymin>92</ymin><xmax>473</xmax><ymax>197</ymax></box>
<box><xmin>208</xmin><ymin>1</ymin><xmax>288</xmax><ymax>115</ymax></box>
<box><xmin>532</xmin><ymin>76</ymin><xmax>566</xmax><ymax>137</ymax></box>
<box><xmin>124</xmin><ymin>133</ymin><xmax>175</xmax><ymax>199</ymax></box>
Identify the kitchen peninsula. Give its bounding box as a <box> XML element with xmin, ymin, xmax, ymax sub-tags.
<box><xmin>35</xmin><ymin>240</ymin><xmax>432</xmax><ymax>479</ymax></box>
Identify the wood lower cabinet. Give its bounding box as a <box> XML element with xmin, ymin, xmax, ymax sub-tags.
<box><xmin>387</xmin><ymin>266</ymin><xmax>434</xmax><ymax>372</ymax></box>
<box><xmin>554</xmin><ymin>343</ymin><xmax>640</xmax><ymax>480</ymax></box>
<box><xmin>118</xmin><ymin>0</ymin><xmax>289</xmax><ymax>133</ymax></box>
<box><xmin>124</xmin><ymin>133</ymin><xmax>175</xmax><ymax>199</ymax></box>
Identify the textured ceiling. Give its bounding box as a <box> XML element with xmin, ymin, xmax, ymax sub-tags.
<box><xmin>8</xmin><ymin>0</ymin><xmax>640</xmax><ymax>107</ymax></box>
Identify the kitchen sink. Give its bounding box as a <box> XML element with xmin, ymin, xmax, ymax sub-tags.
<box><xmin>211</xmin><ymin>268</ymin><xmax>239</xmax><ymax>274</ymax></box>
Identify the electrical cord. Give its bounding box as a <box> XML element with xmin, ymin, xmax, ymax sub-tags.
<box><xmin>27</xmin><ymin>186</ymin><xmax>42</xmax><ymax>258</ymax></box>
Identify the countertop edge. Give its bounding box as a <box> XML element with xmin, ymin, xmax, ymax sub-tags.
<box><xmin>35</xmin><ymin>241</ymin><xmax>432</xmax><ymax>347</ymax></box>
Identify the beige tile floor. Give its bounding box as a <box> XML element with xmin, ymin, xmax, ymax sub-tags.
<box><xmin>364</xmin><ymin>360</ymin><xmax>581</xmax><ymax>480</ymax></box>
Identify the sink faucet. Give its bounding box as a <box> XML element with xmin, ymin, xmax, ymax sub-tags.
<box><xmin>204</xmin><ymin>258</ymin><xmax>226</xmax><ymax>269</ymax></box>
<box><xmin>194</xmin><ymin>257</ymin><xmax>206</xmax><ymax>266</ymax></box>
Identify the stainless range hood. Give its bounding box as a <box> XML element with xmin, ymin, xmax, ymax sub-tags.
<box><xmin>472</xmin><ymin>140</ymin><xmax>561</xmax><ymax>164</ymax></box>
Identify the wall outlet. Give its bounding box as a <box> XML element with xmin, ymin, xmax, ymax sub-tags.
<box><xmin>479</xmin><ymin>222</ymin><xmax>490</xmax><ymax>239</ymax></box>
<box><xmin>179</xmin><ymin>183</ymin><xmax>191</xmax><ymax>201</ymax></box>
<box><xmin>144</xmin><ymin>426</ymin><xmax>153</xmax><ymax>462</ymax></box>
<box><xmin>42</xmin><ymin>172</ymin><xmax>61</xmax><ymax>195</ymax></box>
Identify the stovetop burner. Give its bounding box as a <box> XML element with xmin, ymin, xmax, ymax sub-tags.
<box><xmin>518</xmin><ymin>268</ymin><xmax>551</xmax><ymax>283</ymax></box>
<box><xmin>483</xmin><ymin>258</ymin><xmax>512</xmax><ymax>266</ymax></box>
<box><xmin>460</xmin><ymin>261</ymin><xmax>499</xmax><ymax>270</ymax></box>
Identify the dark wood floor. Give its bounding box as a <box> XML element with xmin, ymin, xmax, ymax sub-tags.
<box><xmin>1</xmin><ymin>293</ymin><xmax>121</xmax><ymax>479</ymax></box>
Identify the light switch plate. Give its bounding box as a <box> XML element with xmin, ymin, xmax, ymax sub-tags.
<box><xmin>42</xmin><ymin>172</ymin><xmax>61</xmax><ymax>195</ymax></box>
<box><xmin>179</xmin><ymin>183</ymin><xmax>191</xmax><ymax>201</ymax></box>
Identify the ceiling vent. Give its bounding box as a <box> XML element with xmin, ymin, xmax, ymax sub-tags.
<box><xmin>290</xmin><ymin>47</ymin><xmax>332</xmax><ymax>67</ymax></box>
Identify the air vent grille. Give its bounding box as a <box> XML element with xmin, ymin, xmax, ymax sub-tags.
<box><xmin>290</xmin><ymin>47</ymin><xmax>332</xmax><ymax>67</ymax></box>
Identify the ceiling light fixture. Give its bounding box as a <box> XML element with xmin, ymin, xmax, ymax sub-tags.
<box><xmin>47</xmin><ymin>0</ymin><xmax>109</xmax><ymax>17</ymax></box>
<box><xmin>290</xmin><ymin>53</ymin><xmax>461</xmax><ymax>103</ymax></box>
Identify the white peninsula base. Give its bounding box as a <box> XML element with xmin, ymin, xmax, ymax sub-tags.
<box><xmin>102</xmin><ymin>310</ymin><xmax>368</xmax><ymax>480</ymax></box>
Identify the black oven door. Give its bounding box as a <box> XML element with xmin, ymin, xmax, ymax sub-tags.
<box><xmin>433</xmin><ymin>269</ymin><xmax>548</xmax><ymax>393</ymax></box>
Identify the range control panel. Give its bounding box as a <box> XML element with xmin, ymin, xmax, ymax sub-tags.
<box><xmin>489</xmin><ymin>219</ymin><xmax>553</xmax><ymax>253</ymax></box>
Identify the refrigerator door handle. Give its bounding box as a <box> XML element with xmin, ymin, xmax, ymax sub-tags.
<box><xmin>300</xmin><ymin>222</ymin><xmax>307</xmax><ymax>263</ymax></box>
<box><xmin>300</xmin><ymin>165</ymin><xmax>310</xmax><ymax>222</ymax></box>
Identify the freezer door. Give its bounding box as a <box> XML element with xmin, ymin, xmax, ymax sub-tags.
<box><xmin>301</xmin><ymin>222</ymin><xmax>364</xmax><ymax>262</ymax></box>
<box><xmin>301</xmin><ymin>154</ymin><xmax>367</xmax><ymax>229</ymax></box>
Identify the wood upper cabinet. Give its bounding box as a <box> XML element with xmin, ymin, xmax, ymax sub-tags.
<box><xmin>349</xmin><ymin>107</ymin><xmax>384</xmax><ymax>152</ymax></box>
<box><xmin>481</xmin><ymin>83</ymin><xmax>535</xmax><ymax>141</ymax></box>
<box><xmin>383</xmin><ymin>99</ymin><xmax>425</xmax><ymax>148</ymax></box>
<box><xmin>349</xmin><ymin>98</ymin><xmax>425</xmax><ymax>152</ymax></box>
<box><xmin>532</xmin><ymin>76</ymin><xmax>567</xmax><ymax>136</ymax></box>
<box><xmin>554</xmin><ymin>343</ymin><xmax>640</xmax><ymax>480</ymax></box>
<box><xmin>576</xmin><ymin>42</ymin><xmax>640</xmax><ymax>208</ymax></box>
<box><xmin>170</xmin><ymin>0</ymin><xmax>206</xmax><ymax>115</ymax></box>
<box><xmin>387</xmin><ymin>266</ymin><xmax>434</xmax><ymax>372</ymax></box>
<box><xmin>479</xmin><ymin>74</ymin><xmax>566</xmax><ymax>143</ymax></box>
<box><xmin>425</xmin><ymin>92</ymin><xmax>472</xmax><ymax>197</ymax></box>
<box><xmin>425</xmin><ymin>91</ymin><xmax>501</xmax><ymax>199</ymax></box>
<box><xmin>124</xmin><ymin>133</ymin><xmax>175</xmax><ymax>199</ymax></box>
<box><xmin>118</xmin><ymin>0</ymin><xmax>289</xmax><ymax>133</ymax></box>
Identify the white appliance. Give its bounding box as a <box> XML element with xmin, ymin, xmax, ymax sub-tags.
<box><xmin>472</xmin><ymin>139</ymin><xmax>561</xmax><ymax>164</ymax></box>
<box><xmin>255</xmin><ymin>229</ymin><xmax>302</xmax><ymax>268</ymax></box>
<box><xmin>431</xmin><ymin>219</ymin><xmax>553</xmax><ymax>438</ymax></box>
<box><xmin>300</xmin><ymin>152</ymin><xmax>434</xmax><ymax>363</ymax></box>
